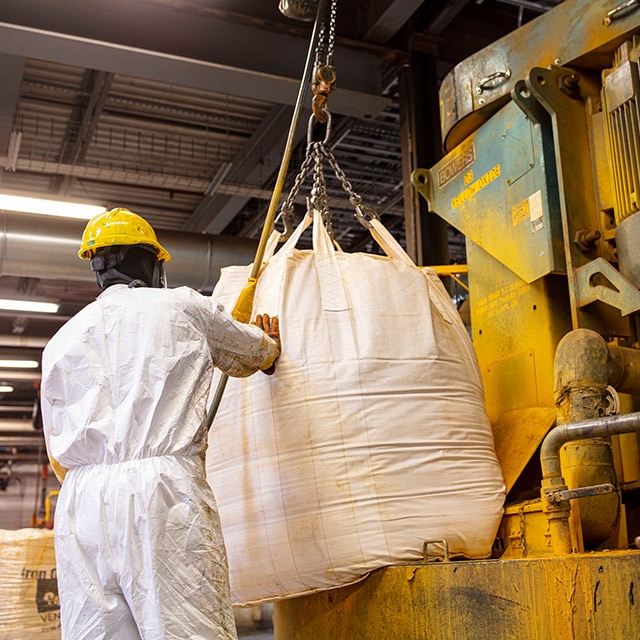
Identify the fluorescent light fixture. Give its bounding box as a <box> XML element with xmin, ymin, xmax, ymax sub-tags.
<box><xmin>0</xmin><ymin>385</ymin><xmax>14</xmax><ymax>393</ymax></box>
<box><xmin>0</xmin><ymin>194</ymin><xmax>106</xmax><ymax>219</ymax></box>
<box><xmin>0</xmin><ymin>299</ymin><xmax>60</xmax><ymax>314</ymax></box>
<box><xmin>5</xmin><ymin>130</ymin><xmax>22</xmax><ymax>172</ymax></box>
<box><xmin>0</xmin><ymin>360</ymin><xmax>39</xmax><ymax>369</ymax></box>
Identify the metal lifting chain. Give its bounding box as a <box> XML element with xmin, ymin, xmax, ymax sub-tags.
<box><xmin>320</xmin><ymin>144</ymin><xmax>380</xmax><ymax>229</ymax></box>
<box><xmin>311</xmin><ymin>142</ymin><xmax>333</xmax><ymax>237</ymax></box>
<box><xmin>277</xmin><ymin>0</ymin><xmax>380</xmax><ymax>239</ymax></box>
<box><xmin>312</xmin><ymin>0</ymin><xmax>337</xmax><ymax>122</ymax></box>
<box><xmin>277</xmin><ymin>125</ymin><xmax>380</xmax><ymax>239</ymax></box>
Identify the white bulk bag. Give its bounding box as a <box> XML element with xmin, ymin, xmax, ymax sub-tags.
<box><xmin>0</xmin><ymin>529</ymin><xmax>60</xmax><ymax>640</ymax></box>
<box><xmin>206</xmin><ymin>208</ymin><xmax>505</xmax><ymax>605</ymax></box>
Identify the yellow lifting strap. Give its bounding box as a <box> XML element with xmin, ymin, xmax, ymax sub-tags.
<box><xmin>206</xmin><ymin>0</ymin><xmax>333</xmax><ymax>431</ymax></box>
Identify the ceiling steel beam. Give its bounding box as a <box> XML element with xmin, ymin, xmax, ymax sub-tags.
<box><xmin>0</xmin><ymin>20</ymin><xmax>389</xmax><ymax>119</ymax></box>
<box><xmin>0</xmin><ymin>53</ymin><xmax>24</xmax><ymax>157</ymax></box>
<box><xmin>55</xmin><ymin>69</ymin><xmax>115</xmax><ymax>199</ymax></box>
<box><xmin>426</xmin><ymin>0</ymin><xmax>473</xmax><ymax>36</ymax></box>
<box><xmin>0</xmin><ymin>155</ymin><xmax>268</xmax><ymax>196</ymax></box>
<box><xmin>496</xmin><ymin>0</ymin><xmax>560</xmax><ymax>11</ymax></box>
<box><xmin>364</xmin><ymin>0</ymin><xmax>426</xmax><ymax>44</ymax></box>
<box><xmin>184</xmin><ymin>104</ymin><xmax>308</xmax><ymax>234</ymax></box>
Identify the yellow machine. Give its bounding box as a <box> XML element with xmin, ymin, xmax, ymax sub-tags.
<box><xmin>274</xmin><ymin>0</ymin><xmax>640</xmax><ymax>637</ymax></box>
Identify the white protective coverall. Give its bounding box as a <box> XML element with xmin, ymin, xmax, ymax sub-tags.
<box><xmin>41</xmin><ymin>284</ymin><xmax>279</xmax><ymax>640</ymax></box>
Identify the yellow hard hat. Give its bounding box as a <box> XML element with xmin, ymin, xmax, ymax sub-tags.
<box><xmin>78</xmin><ymin>207</ymin><xmax>171</xmax><ymax>262</ymax></box>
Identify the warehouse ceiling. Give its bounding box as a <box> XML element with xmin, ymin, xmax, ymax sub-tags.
<box><xmin>0</xmin><ymin>0</ymin><xmax>562</xmax><ymax>493</ymax></box>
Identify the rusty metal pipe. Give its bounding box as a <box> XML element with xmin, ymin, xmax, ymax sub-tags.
<box><xmin>541</xmin><ymin>411</ymin><xmax>640</xmax><ymax>480</ymax></box>
<box><xmin>540</xmin><ymin>410</ymin><xmax>640</xmax><ymax>554</ymax></box>
<box><xmin>554</xmin><ymin>329</ymin><xmax>609</xmax><ymax>424</ymax></box>
<box><xmin>548</xmin><ymin>329</ymin><xmax>622</xmax><ymax>550</ymax></box>
<box><xmin>608</xmin><ymin>342</ymin><xmax>640</xmax><ymax>395</ymax></box>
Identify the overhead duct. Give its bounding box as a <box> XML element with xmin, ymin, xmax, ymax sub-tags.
<box><xmin>0</xmin><ymin>419</ymin><xmax>35</xmax><ymax>433</ymax></box>
<box><xmin>0</xmin><ymin>335</ymin><xmax>48</xmax><ymax>348</ymax></box>
<box><xmin>0</xmin><ymin>211</ymin><xmax>258</xmax><ymax>290</ymax></box>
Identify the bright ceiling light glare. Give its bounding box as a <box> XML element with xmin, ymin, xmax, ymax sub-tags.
<box><xmin>0</xmin><ymin>385</ymin><xmax>14</xmax><ymax>393</ymax></box>
<box><xmin>0</xmin><ymin>194</ymin><xmax>106</xmax><ymax>219</ymax></box>
<box><xmin>0</xmin><ymin>299</ymin><xmax>60</xmax><ymax>314</ymax></box>
<box><xmin>0</xmin><ymin>360</ymin><xmax>39</xmax><ymax>369</ymax></box>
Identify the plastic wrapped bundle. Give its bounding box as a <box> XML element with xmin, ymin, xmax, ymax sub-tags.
<box><xmin>0</xmin><ymin>529</ymin><xmax>60</xmax><ymax>639</ymax></box>
<box><xmin>207</xmin><ymin>209</ymin><xmax>505</xmax><ymax>605</ymax></box>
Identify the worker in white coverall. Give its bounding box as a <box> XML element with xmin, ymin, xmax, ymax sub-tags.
<box><xmin>40</xmin><ymin>208</ymin><xmax>281</xmax><ymax>640</ymax></box>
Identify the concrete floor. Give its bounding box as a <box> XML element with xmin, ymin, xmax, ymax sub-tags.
<box><xmin>235</xmin><ymin>604</ymin><xmax>273</xmax><ymax>638</ymax></box>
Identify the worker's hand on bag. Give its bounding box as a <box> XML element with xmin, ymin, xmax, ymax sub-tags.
<box><xmin>254</xmin><ymin>313</ymin><xmax>280</xmax><ymax>346</ymax></box>
<box><xmin>254</xmin><ymin>313</ymin><xmax>280</xmax><ymax>375</ymax></box>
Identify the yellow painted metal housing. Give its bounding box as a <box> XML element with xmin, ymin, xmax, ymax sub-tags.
<box><xmin>275</xmin><ymin>551</ymin><xmax>640</xmax><ymax>640</ymax></box>
<box><xmin>272</xmin><ymin>0</ymin><xmax>640</xmax><ymax>637</ymax></box>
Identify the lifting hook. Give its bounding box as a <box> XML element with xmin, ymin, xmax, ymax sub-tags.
<box><xmin>312</xmin><ymin>65</ymin><xmax>337</xmax><ymax>122</ymax></box>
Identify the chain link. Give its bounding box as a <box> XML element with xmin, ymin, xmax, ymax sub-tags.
<box><xmin>278</xmin><ymin>147</ymin><xmax>314</xmax><ymax>226</ymax></box>
<box><xmin>312</xmin><ymin>0</ymin><xmax>337</xmax><ymax>122</ymax></box>
<box><xmin>310</xmin><ymin>143</ymin><xmax>333</xmax><ymax>239</ymax></box>
<box><xmin>315</xmin><ymin>0</ymin><xmax>337</xmax><ymax>67</ymax></box>
<box><xmin>323</xmin><ymin>144</ymin><xmax>380</xmax><ymax>228</ymax></box>
<box><xmin>315</xmin><ymin>21</ymin><xmax>326</xmax><ymax>66</ymax></box>
<box><xmin>277</xmin><ymin>0</ymin><xmax>379</xmax><ymax>239</ymax></box>
<box><xmin>326</xmin><ymin>0</ymin><xmax>337</xmax><ymax>66</ymax></box>
<box><xmin>321</xmin><ymin>144</ymin><xmax>361</xmax><ymax>207</ymax></box>
<box><xmin>517</xmin><ymin>504</ymin><xmax>527</xmax><ymax>557</ymax></box>
<box><xmin>279</xmin><ymin>136</ymin><xmax>381</xmax><ymax>238</ymax></box>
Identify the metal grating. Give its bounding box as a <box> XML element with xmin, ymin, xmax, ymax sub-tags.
<box><xmin>9</xmin><ymin>59</ymin><xmax>278</xmax><ymax>230</ymax></box>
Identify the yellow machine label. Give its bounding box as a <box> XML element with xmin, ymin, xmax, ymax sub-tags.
<box><xmin>475</xmin><ymin>278</ymin><xmax>529</xmax><ymax>319</ymax></box>
<box><xmin>438</xmin><ymin>143</ymin><xmax>476</xmax><ymax>188</ymax></box>
<box><xmin>512</xmin><ymin>198</ymin><xmax>531</xmax><ymax>225</ymax></box>
<box><xmin>452</xmin><ymin>164</ymin><xmax>501</xmax><ymax>209</ymax></box>
<box><xmin>512</xmin><ymin>190</ymin><xmax>544</xmax><ymax>230</ymax></box>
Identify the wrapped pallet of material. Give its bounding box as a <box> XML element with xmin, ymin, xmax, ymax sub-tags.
<box><xmin>206</xmin><ymin>208</ymin><xmax>505</xmax><ymax>605</ymax></box>
<box><xmin>0</xmin><ymin>529</ymin><xmax>60</xmax><ymax>639</ymax></box>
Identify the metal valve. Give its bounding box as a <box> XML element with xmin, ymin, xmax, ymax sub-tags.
<box><xmin>545</xmin><ymin>482</ymin><xmax>615</xmax><ymax>504</ymax></box>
